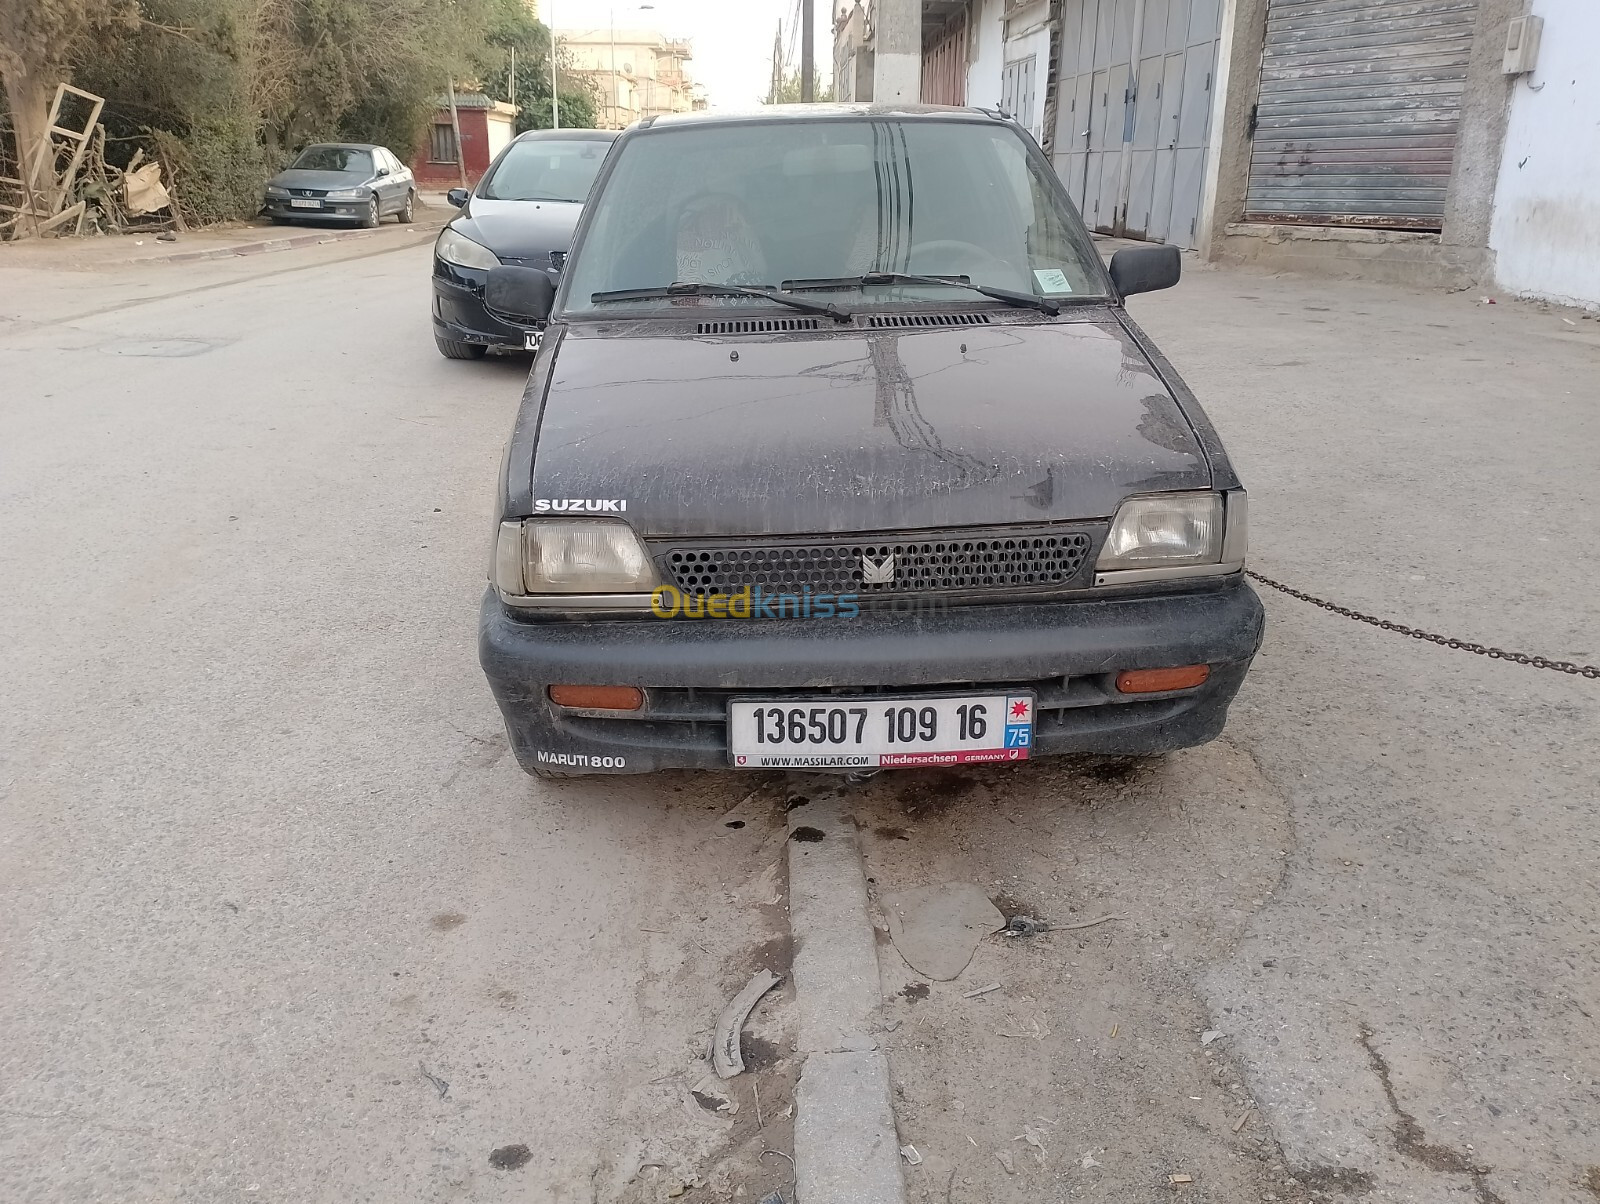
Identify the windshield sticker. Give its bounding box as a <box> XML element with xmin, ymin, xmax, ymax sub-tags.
<box><xmin>534</xmin><ymin>499</ymin><xmax>628</xmax><ymax>513</ymax></box>
<box><xmin>1033</xmin><ymin>269</ymin><xmax>1074</xmax><ymax>295</ymax></box>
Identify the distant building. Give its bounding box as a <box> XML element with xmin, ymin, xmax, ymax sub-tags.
<box><xmin>556</xmin><ymin>27</ymin><xmax>705</xmax><ymax>129</ymax></box>
<box><xmin>411</xmin><ymin>94</ymin><xmax>518</xmax><ymax>189</ymax></box>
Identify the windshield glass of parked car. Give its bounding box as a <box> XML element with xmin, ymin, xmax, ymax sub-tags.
<box><xmin>480</xmin><ymin>139</ymin><xmax>613</xmax><ymax>203</ymax></box>
<box><xmin>561</xmin><ymin>117</ymin><xmax>1106</xmax><ymax>315</ymax></box>
<box><xmin>293</xmin><ymin>146</ymin><xmax>372</xmax><ymax>174</ymax></box>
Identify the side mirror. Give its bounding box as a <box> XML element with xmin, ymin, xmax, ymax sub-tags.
<box><xmin>1109</xmin><ymin>244</ymin><xmax>1182</xmax><ymax>298</ymax></box>
<box><xmin>446</xmin><ymin>187</ymin><xmax>470</xmax><ymax>208</ymax></box>
<box><xmin>486</xmin><ymin>266</ymin><xmax>556</xmax><ymax>325</ymax></box>
<box><xmin>375</xmin><ymin>166</ymin><xmax>390</xmax><ymax>178</ymax></box>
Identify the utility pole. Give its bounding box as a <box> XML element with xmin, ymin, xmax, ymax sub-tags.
<box><xmin>801</xmin><ymin>0</ymin><xmax>815</xmax><ymax>102</ymax></box>
<box><xmin>549</xmin><ymin>0</ymin><xmax>561</xmax><ymax>128</ymax></box>
<box><xmin>446</xmin><ymin>81</ymin><xmax>468</xmax><ymax>189</ymax></box>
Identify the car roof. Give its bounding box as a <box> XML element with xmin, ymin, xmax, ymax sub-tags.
<box><xmin>511</xmin><ymin>128</ymin><xmax>622</xmax><ymax>143</ymax></box>
<box><xmin>641</xmin><ymin>103</ymin><xmax>1007</xmax><ymax>130</ymax></box>
<box><xmin>300</xmin><ymin>142</ymin><xmax>381</xmax><ymax>150</ymax></box>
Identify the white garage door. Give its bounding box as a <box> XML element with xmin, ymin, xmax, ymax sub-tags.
<box><xmin>1051</xmin><ymin>0</ymin><xmax>1222</xmax><ymax>249</ymax></box>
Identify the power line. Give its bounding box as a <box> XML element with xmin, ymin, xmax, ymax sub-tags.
<box><xmin>782</xmin><ymin>0</ymin><xmax>804</xmax><ymax>75</ymax></box>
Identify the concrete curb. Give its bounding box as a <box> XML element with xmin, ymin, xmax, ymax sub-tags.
<box><xmin>126</xmin><ymin>221</ymin><xmax>446</xmax><ymax>266</ymax></box>
<box><xmin>787</xmin><ymin>792</ymin><xmax>905</xmax><ymax>1204</ymax></box>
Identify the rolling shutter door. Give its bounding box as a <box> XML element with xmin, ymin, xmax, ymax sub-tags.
<box><xmin>1244</xmin><ymin>0</ymin><xmax>1478</xmax><ymax>229</ymax></box>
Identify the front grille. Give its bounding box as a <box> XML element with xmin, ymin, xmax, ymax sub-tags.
<box><xmin>651</xmin><ymin>526</ymin><xmax>1097</xmax><ymax>600</ymax></box>
<box><xmin>289</xmin><ymin>188</ymin><xmax>327</xmax><ymax>198</ymax></box>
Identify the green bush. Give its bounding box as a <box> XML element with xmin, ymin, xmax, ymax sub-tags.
<box><xmin>148</xmin><ymin>116</ymin><xmax>275</xmax><ymax>225</ymax></box>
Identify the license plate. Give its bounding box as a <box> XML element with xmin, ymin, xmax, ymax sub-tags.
<box><xmin>289</xmin><ymin>198</ymin><xmax>323</xmax><ymax>209</ymax></box>
<box><xmin>728</xmin><ymin>694</ymin><xmax>1034</xmax><ymax>770</ymax></box>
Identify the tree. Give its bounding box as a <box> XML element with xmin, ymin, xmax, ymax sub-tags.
<box><xmin>255</xmin><ymin>0</ymin><xmax>484</xmax><ymax>157</ymax></box>
<box><xmin>0</xmin><ymin>0</ymin><xmax>137</xmax><ymax>191</ymax></box>
<box><xmin>473</xmin><ymin>0</ymin><xmax>599</xmax><ymax>134</ymax></box>
<box><xmin>71</xmin><ymin>0</ymin><xmax>273</xmax><ymax>223</ymax></box>
<box><xmin>3</xmin><ymin>0</ymin><xmax>537</xmax><ymax>229</ymax></box>
<box><xmin>765</xmin><ymin>69</ymin><xmax>834</xmax><ymax>106</ymax></box>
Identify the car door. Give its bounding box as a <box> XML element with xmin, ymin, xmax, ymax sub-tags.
<box><xmin>389</xmin><ymin>147</ymin><xmax>413</xmax><ymax>195</ymax></box>
<box><xmin>385</xmin><ymin>149</ymin><xmax>411</xmax><ymax>205</ymax></box>
<box><xmin>373</xmin><ymin>149</ymin><xmax>400</xmax><ymax>212</ymax></box>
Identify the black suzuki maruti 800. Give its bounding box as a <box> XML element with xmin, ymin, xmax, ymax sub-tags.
<box><xmin>478</xmin><ymin>105</ymin><xmax>1263</xmax><ymax>779</ymax></box>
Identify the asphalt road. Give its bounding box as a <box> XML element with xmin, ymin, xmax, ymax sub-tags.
<box><xmin>3</xmin><ymin>238</ymin><xmax>1598</xmax><ymax>1204</ymax></box>
<box><xmin>0</xmin><ymin>239</ymin><xmax>796</xmax><ymax>1204</ymax></box>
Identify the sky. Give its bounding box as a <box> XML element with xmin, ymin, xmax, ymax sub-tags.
<box><xmin>546</xmin><ymin>0</ymin><xmax>835</xmax><ymax>109</ymax></box>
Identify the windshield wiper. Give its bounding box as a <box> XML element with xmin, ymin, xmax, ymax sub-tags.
<box><xmin>783</xmin><ymin>272</ymin><xmax>1068</xmax><ymax>316</ymax></box>
<box><xmin>590</xmin><ymin>281</ymin><xmax>852</xmax><ymax>322</ymax></box>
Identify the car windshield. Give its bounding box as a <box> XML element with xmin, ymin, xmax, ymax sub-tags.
<box><xmin>561</xmin><ymin>117</ymin><xmax>1106</xmax><ymax>316</ymax></box>
<box><xmin>480</xmin><ymin>139</ymin><xmax>613</xmax><ymax>203</ymax></box>
<box><xmin>292</xmin><ymin>146</ymin><xmax>372</xmax><ymax>174</ymax></box>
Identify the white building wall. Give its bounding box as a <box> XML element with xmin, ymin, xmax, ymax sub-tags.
<box><xmin>1488</xmin><ymin>0</ymin><xmax>1600</xmax><ymax>309</ymax></box>
<box><xmin>874</xmin><ymin>0</ymin><xmax>922</xmax><ymax>102</ymax></box>
<box><xmin>967</xmin><ymin>0</ymin><xmax>1008</xmax><ymax>110</ymax></box>
<box><xmin>485</xmin><ymin>111</ymin><xmax>515</xmax><ymax>160</ymax></box>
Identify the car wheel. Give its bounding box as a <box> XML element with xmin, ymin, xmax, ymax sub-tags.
<box><xmin>435</xmin><ymin>335</ymin><xmax>487</xmax><ymax>360</ymax></box>
<box><xmin>397</xmin><ymin>190</ymin><xmax>416</xmax><ymax>224</ymax></box>
<box><xmin>360</xmin><ymin>196</ymin><xmax>380</xmax><ymax>229</ymax></box>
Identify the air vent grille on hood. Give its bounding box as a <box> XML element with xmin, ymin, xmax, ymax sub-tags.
<box><xmin>696</xmin><ymin>317</ymin><xmax>822</xmax><ymax>334</ymax></box>
<box><xmin>867</xmin><ymin>312</ymin><xmax>995</xmax><ymax>328</ymax></box>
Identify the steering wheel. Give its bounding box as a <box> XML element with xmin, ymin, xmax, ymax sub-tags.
<box><xmin>906</xmin><ymin>239</ymin><xmax>1012</xmax><ymax>280</ymax></box>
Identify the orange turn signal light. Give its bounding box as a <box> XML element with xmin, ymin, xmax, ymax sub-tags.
<box><xmin>1116</xmin><ymin>665</ymin><xmax>1211</xmax><ymax>694</ymax></box>
<box><xmin>548</xmin><ymin>684</ymin><xmax>645</xmax><ymax>711</ymax></box>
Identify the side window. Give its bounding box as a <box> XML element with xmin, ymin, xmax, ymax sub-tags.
<box><xmin>430</xmin><ymin>125</ymin><xmax>458</xmax><ymax>164</ymax></box>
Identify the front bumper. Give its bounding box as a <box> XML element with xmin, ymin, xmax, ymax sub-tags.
<box><xmin>432</xmin><ymin>265</ymin><xmax>540</xmax><ymax>349</ymax></box>
<box><xmin>479</xmin><ymin>578</ymin><xmax>1265</xmax><ymax>775</ymax></box>
<box><xmin>262</xmin><ymin>197</ymin><xmax>369</xmax><ymax>222</ymax></box>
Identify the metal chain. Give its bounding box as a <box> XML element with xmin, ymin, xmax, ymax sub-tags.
<box><xmin>1246</xmin><ymin>571</ymin><xmax>1600</xmax><ymax>679</ymax></box>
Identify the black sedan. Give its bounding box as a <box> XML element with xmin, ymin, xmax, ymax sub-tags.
<box><xmin>477</xmin><ymin>106</ymin><xmax>1263</xmax><ymax>778</ymax></box>
<box><xmin>262</xmin><ymin>143</ymin><xmax>416</xmax><ymax>228</ymax></box>
<box><xmin>431</xmin><ymin>128</ymin><xmax>619</xmax><ymax>360</ymax></box>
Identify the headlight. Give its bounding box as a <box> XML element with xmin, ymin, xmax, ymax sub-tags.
<box><xmin>264</xmin><ymin>185</ymin><xmax>289</xmax><ymax>198</ymax></box>
<box><xmin>1096</xmin><ymin>492</ymin><xmax>1224</xmax><ymax>570</ymax></box>
<box><xmin>436</xmin><ymin>228</ymin><xmax>500</xmax><ymax>271</ymax></box>
<box><xmin>493</xmin><ymin>520</ymin><xmax>658</xmax><ymax>596</ymax></box>
<box><xmin>324</xmin><ymin>187</ymin><xmax>367</xmax><ymax>200</ymax></box>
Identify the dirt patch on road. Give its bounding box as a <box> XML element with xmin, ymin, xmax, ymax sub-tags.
<box><xmin>585</xmin><ymin>771</ymin><xmax>800</xmax><ymax>1204</ymax></box>
<box><xmin>848</xmin><ymin>741</ymin><xmax>1324</xmax><ymax>1203</ymax></box>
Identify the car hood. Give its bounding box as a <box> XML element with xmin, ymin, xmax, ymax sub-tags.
<box><xmin>524</xmin><ymin>315</ymin><xmax>1212</xmax><ymax>536</ymax></box>
<box><xmin>455</xmin><ymin>198</ymin><xmax>584</xmax><ymax>262</ymax></box>
<box><xmin>270</xmin><ymin>169</ymin><xmax>371</xmax><ymax>190</ymax></box>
